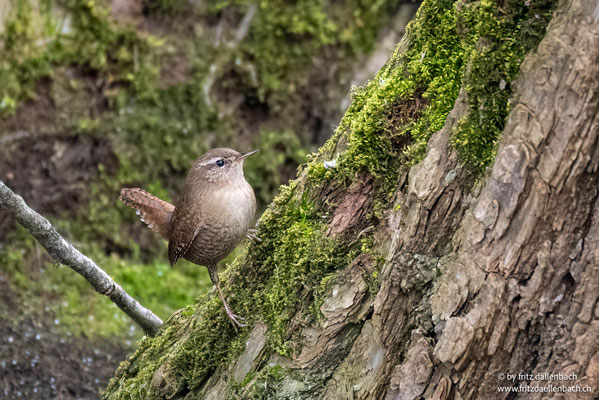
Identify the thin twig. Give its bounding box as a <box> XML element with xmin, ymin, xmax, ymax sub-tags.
<box><xmin>0</xmin><ymin>180</ymin><xmax>163</xmax><ymax>337</ymax></box>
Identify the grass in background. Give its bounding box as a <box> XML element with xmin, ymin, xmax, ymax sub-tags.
<box><xmin>0</xmin><ymin>224</ymin><xmax>213</xmax><ymax>340</ymax></box>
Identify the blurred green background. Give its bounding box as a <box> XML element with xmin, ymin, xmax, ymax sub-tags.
<box><xmin>0</xmin><ymin>0</ymin><xmax>418</xmax><ymax>397</ymax></box>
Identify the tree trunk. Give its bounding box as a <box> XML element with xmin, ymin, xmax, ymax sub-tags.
<box><xmin>103</xmin><ymin>0</ymin><xmax>599</xmax><ymax>398</ymax></box>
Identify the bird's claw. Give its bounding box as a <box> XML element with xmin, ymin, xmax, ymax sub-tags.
<box><xmin>223</xmin><ymin>302</ymin><xmax>247</xmax><ymax>330</ymax></box>
<box><xmin>227</xmin><ymin>312</ymin><xmax>247</xmax><ymax>330</ymax></box>
<box><xmin>246</xmin><ymin>229</ymin><xmax>261</xmax><ymax>243</ymax></box>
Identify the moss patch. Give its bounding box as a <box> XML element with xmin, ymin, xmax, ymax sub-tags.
<box><xmin>450</xmin><ymin>0</ymin><xmax>556</xmax><ymax>172</ymax></box>
<box><xmin>229</xmin><ymin>186</ymin><xmax>351</xmax><ymax>356</ymax></box>
<box><xmin>309</xmin><ymin>0</ymin><xmax>556</xmax><ymax>189</ymax></box>
<box><xmin>0</xmin><ymin>0</ymin><xmax>159</xmax><ymax>116</ymax></box>
<box><xmin>230</xmin><ymin>365</ymin><xmax>286</xmax><ymax>399</ymax></box>
<box><xmin>212</xmin><ymin>0</ymin><xmax>402</xmax><ymax>101</ymax></box>
<box><xmin>103</xmin><ymin>180</ymin><xmax>360</xmax><ymax>397</ymax></box>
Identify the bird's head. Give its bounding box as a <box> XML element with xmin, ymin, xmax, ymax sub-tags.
<box><xmin>190</xmin><ymin>148</ymin><xmax>258</xmax><ymax>183</ymax></box>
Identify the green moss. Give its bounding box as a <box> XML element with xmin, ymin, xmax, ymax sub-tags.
<box><xmin>231</xmin><ymin>365</ymin><xmax>286</xmax><ymax>399</ymax></box>
<box><xmin>0</xmin><ymin>0</ymin><xmax>159</xmax><ymax>115</ymax></box>
<box><xmin>213</xmin><ymin>0</ymin><xmax>401</xmax><ymax>101</ymax></box>
<box><xmin>104</xmin><ymin>307</ymin><xmax>194</xmax><ymax>398</ymax></box>
<box><xmin>103</xmin><ymin>181</ymin><xmax>359</xmax><ymax>397</ymax></box>
<box><xmin>308</xmin><ymin>0</ymin><xmax>460</xmax><ymax>184</ymax></box>
<box><xmin>60</xmin><ymin>0</ymin><xmax>160</xmax><ymax>94</ymax></box>
<box><xmin>0</xmin><ymin>0</ymin><xmax>53</xmax><ymax>114</ymax></box>
<box><xmin>308</xmin><ymin>0</ymin><xmax>556</xmax><ymax>192</ymax></box>
<box><xmin>451</xmin><ymin>0</ymin><xmax>556</xmax><ymax>173</ymax></box>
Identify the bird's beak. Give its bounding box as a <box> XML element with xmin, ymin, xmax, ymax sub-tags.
<box><xmin>238</xmin><ymin>150</ymin><xmax>259</xmax><ymax>161</ymax></box>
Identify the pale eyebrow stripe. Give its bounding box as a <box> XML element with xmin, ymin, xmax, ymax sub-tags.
<box><xmin>198</xmin><ymin>157</ymin><xmax>221</xmax><ymax>167</ymax></box>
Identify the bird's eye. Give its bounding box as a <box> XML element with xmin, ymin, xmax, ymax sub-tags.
<box><xmin>216</xmin><ymin>159</ymin><xmax>225</xmax><ymax>167</ymax></box>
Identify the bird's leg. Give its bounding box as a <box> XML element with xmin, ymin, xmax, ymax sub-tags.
<box><xmin>208</xmin><ymin>266</ymin><xmax>246</xmax><ymax>330</ymax></box>
<box><xmin>246</xmin><ymin>228</ymin><xmax>261</xmax><ymax>243</ymax></box>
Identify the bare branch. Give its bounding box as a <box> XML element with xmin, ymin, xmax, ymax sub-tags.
<box><xmin>0</xmin><ymin>180</ymin><xmax>163</xmax><ymax>337</ymax></box>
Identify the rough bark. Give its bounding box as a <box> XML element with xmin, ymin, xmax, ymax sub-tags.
<box><xmin>0</xmin><ymin>180</ymin><xmax>163</xmax><ymax>337</ymax></box>
<box><xmin>325</xmin><ymin>0</ymin><xmax>599</xmax><ymax>397</ymax></box>
<box><xmin>104</xmin><ymin>0</ymin><xmax>599</xmax><ymax>398</ymax></box>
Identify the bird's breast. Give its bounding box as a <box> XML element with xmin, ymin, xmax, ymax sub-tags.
<box><xmin>203</xmin><ymin>181</ymin><xmax>256</xmax><ymax>236</ymax></box>
<box><xmin>181</xmin><ymin>182</ymin><xmax>253</xmax><ymax>265</ymax></box>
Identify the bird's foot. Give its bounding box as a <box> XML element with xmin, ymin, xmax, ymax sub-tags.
<box><xmin>224</xmin><ymin>307</ymin><xmax>247</xmax><ymax>331</ymax></box>
<box><xmin>246</xmin><ymin>228</ymin><xmax>261</xmax><ymax>243</ymax></box>
<box><xmin>211</xmin><ymin>270</ymin><xmax>248</xmax><ymax>331</ymax></box>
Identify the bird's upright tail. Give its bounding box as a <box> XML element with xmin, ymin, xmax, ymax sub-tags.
<box><xmin>119</xmin><ymin>188</ymin><xmax>174</xmax><ymax>239</ymax></box>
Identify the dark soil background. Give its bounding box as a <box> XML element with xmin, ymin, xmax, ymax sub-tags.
<box><xmin>0</xmin><ymin>278</ymin><xmax>129</xmax><ymax>399</ymax></box>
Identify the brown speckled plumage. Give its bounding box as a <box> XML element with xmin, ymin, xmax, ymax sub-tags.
<box><xmin>120</xmin><ymin>148</ymin><xmax>257</xmax><ymax>329</ymax></box>
<box><xmin>119</xmin><ymin>188</ymin><xmax>174</xmax><ymax>239</ymax></box>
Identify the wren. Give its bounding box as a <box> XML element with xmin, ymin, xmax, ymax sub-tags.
<box><xmin>119</xmin><ymin>148</ymin><xmax>258</xmax><ymax>329</ymax></box>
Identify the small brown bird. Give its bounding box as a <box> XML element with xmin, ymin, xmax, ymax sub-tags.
<box><xmin>119</xmin><ymin>148</ymin><xmax>258</xmax><ymax>328</ymax></box>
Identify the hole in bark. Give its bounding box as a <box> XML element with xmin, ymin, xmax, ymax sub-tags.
<box><xmin>172</xmin><ymin>382</ymin><xmax>191</xmax><ymax>399</ymax></box>
<box><xmin>561</xmin><ymin>270</ymin><xmax>575</xmax><ymax>288</ymax></box>
<box><xmin>512</xmin><ymin>294</ymin><xmax>521</xmax><ymax>305</ymax></box>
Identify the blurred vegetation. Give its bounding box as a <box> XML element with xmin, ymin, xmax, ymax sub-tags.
<box><xmin>0</xmin><ymin>0</ymin><xmax>405</xmax><ymax>343</ymax></box>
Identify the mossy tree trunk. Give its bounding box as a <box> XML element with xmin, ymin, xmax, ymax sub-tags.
<box><xmin>103</xmin><ymin>0</ymin><xmax>599</xmax><ymax>398</ymax></box>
